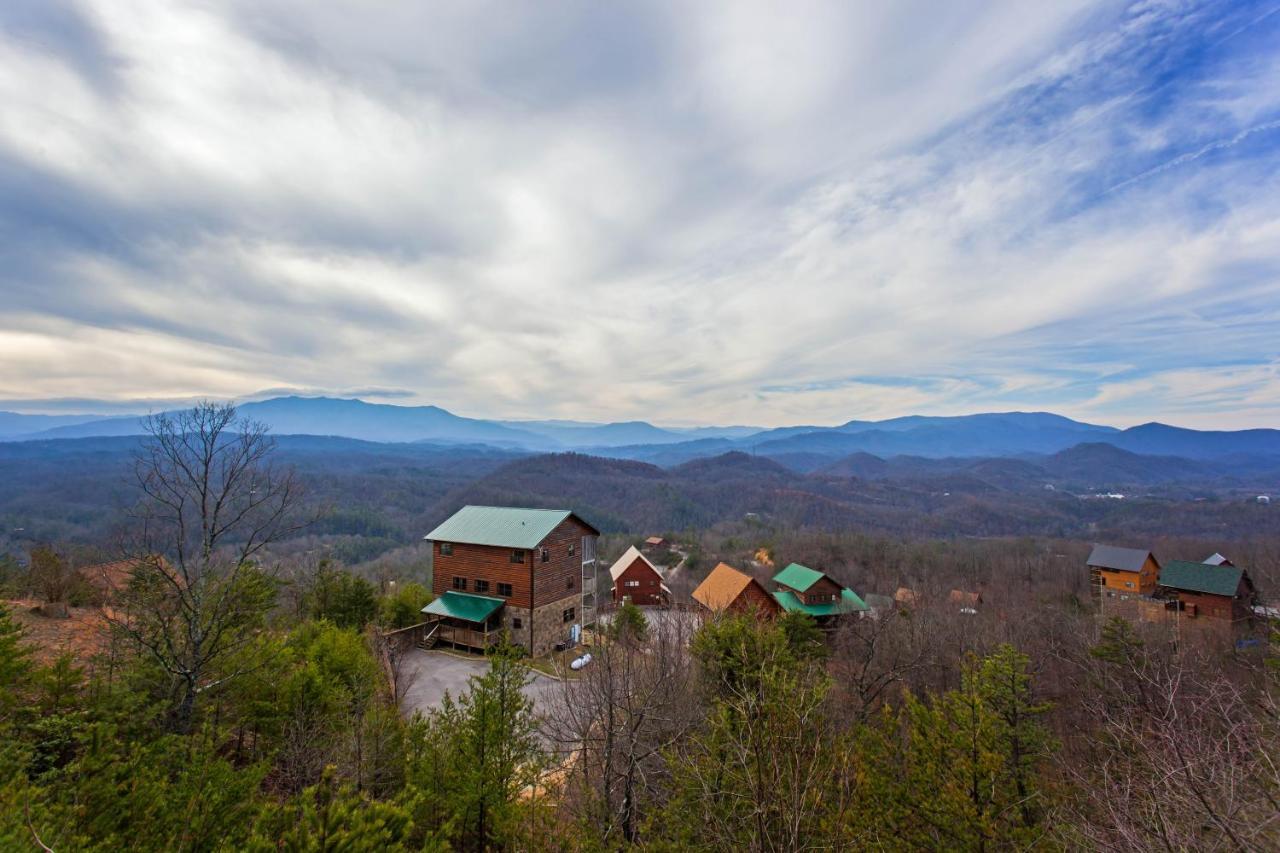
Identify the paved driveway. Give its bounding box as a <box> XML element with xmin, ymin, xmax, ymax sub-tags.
<box><xmin>400</xmin><ymin>648</ymin><xmax>561</xmax><ymax>718</ymax></box>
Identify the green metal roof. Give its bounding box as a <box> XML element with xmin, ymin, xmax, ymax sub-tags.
<box><xmin>426</xmin><ymin>505</ymin><xmax>596</xmax><ymax>549</ymax></box>
<box><xmin>1158</xmin><ymin>560</ymin><xmax>1244</xmax><ymax>597</ymax></box>
<box><xmin>772</xmin><ymin>588</ymin><xmax>869</xmax><ymax>617</ymax></box>
<box><xmin>422</xmin><ymin>590</ymin><xmax>505</xmax><ymax>623</ymax></box>
<box><xmin>772</xmin><ymin>562</ymin><xmax>826</xmax><ymax>592</ymax></box>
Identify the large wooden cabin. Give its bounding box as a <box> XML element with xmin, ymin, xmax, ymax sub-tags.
<box><xmin>1156</xmin><ymin>560</ymin><xmax>1256</xmax><ymax>623</ymax></box>
<box><xmin>424</xmin><ymin>506</ymin><xmax>599</xmax><ymax>655</ymax></box>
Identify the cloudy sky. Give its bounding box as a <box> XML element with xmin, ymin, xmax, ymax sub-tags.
<box><xmin>1</xmin><ymin>0</ymin><xmax>1278</xmax><ymax>428</ymax></box>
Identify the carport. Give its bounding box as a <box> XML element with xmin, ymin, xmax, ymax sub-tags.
<box><xmin>421</xmin><ymin>590</ymin><xmax>506</xmax><ymax>651</ymax></box>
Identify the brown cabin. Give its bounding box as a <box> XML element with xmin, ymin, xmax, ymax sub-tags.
<box><xmin>1156</xmin><ymin>560</ymin><xmax>1256</xmax><ymax>623</ymax></box>
<box><xmin>691</xmin><ymin>562</ymin><xmax>780</xmax><ymax>616</ymax></box>
<box><xmin>949</xmin><ymin>589</ymin><xmax>983</xmax><ymax>610</ymax></box>
<box><xmin>425</xmin><ymin>506</ymin><xmax>599</xmax><ymax>655</ymax></box>
<box><xmin>608</xmin><ymin>546</ymin><xmax>669</xmax><ymax>607</ymax></box>
<box><xmin>894</xmin><ymin>587</ymin><xmax>919</xmax><ymax>608</ymax></box>
<box><xmin>1087</xmin><ymin>544</ymin><xmax>1159</xmax><ymax>599</ymax></box>
<box><xmin>642</xmin><ymin>536</ymin><xmax>669</xmax><ymax>553</ymax></box>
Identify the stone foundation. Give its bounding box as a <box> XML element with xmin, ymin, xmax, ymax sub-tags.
<box><xmin>530</xmin><ymin>593</ymin><xmax>579</xmax><ymax>656</ymax></box>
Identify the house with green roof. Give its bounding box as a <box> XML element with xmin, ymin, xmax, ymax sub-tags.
<box><xmin>1156</xmin><ymin>560</ymin><xmax>1256</xmax><ymax>623</ymax></box>
<box><xmin>770</xmin><ymin>563</ymin><xmax>868</xmax><ymax>626</ymax></box>
<box><xmin>422</xmin><ymin>505</ymin><xmax>600</xmax><ymax>654</ymax></box>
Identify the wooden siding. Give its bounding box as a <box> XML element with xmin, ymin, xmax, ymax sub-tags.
<box><xmin>782</xmin><ymin>574</ymin><xmax>843</xmax><ymax>605</ymax></box>
<box><xmin>729</xmin><ymin>580</ymin><xmax>781</xmax><ymax>616</ymax></box>
<box><xmin>1092</xmin><ymin>554</ymin><xmax>1159</xmax><ymax>596</ymax></box>
<box><xmin>1175</xmin><ymin>579</ymin><xmax>1252</xmax><ymax>621</ymax></box>
<box><xmin>612</xmin><ymin>555</ymin><xmax>665</xmax><ymax>606</ymax></box>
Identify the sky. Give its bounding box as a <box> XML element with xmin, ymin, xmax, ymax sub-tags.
<box><xmin>1</xmin><ymin>0</ymin><xmax>1278</xmax><ymax>429</ymax></box>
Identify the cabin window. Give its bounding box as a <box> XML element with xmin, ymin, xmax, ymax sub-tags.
<box><xmin>497</xmin><ymin>582</ymin><xmax>513</xmax><ymax>597</ymax></box>
<box><xmin>452</xmin><ymin>576</ymin><xmax>467</xmax><ymax>591</ymax></box>
<box><xmin>510</xmin><ymin>550</ymin><xmax>525</xmax><ymax>564</ymax></box>
<box><xmin>1124</xmin><ymin>581</ymin><xmax>1133</xmax><ymax>589</ymax></box>
<box><xmin>566</xmin><ymin>577</ymin><xmax>574</xmax><ymax>590</ymax></box>
<box><xmin>625</xmin><ymin>580</ymin><xmax>640</xmax><ymax>588</ymax></box>
<box><xmin>440</xmin><ymin>543</ymin><xmax>453</xmax><ymax>556</ymax></box>
<box><xmin>474</xmin><ymin>579</ymin><xmax>490</xmax><ymax>593</ymax></box>
<box><xmin>568</xmin><ymin>543</ymin><xmax>575</xmax><ymax>557</ymax></box>
<box><xmin>540</xmin><ymin>547</ymin><xmax>549</xmax><ymax>563</ymax></box>
<box><xmin>562</xmin><ymin>607</ymin><xmax>576</xmax><ymax>623</ymax></box>
<box><xmin>512</xmin><ymin>617</ymin><xmax>523</xmax><ymax>630</ymax></box>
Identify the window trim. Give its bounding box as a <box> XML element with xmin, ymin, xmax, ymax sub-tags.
<box><xmin>562</xmin><ymin>607</ymin><xmax>576</xmax><ymax>624</ymax></box>
<box><xmin>510</xmin><ymin>549</ymin><xmax>525</xmax><ymax>564</ymax></box>
<box><xmin>439</xmin><ymin>542</ymin><xmax>453</xmax><ymax>556</ymax></box>
<box><xmin>497</xmin><ymin>582</ymin><xmax>513</xmax><ymax>598</ymax></box>
<box><xmin>474</xmin><ymin>579</ymin><xmax>490</xmax><ymax>594</ymax></box>
<box><xmin>452</xmin><ymin>576</ymin><xmax>467</xmax><ymax>591</ymax></box>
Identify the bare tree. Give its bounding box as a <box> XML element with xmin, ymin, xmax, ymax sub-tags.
<box><xmin>1062</xmin><ymin>622</ymin><xmax>1280</xmax><ymax>851</ymax></box>
<box><xmin>28</xmin><ymin>543</ymin><xmax>81</xmax><ymax>617</ymax></box>
<box><xmin>543</xmin><ymin>611</ymin><xmax>699</xmax><ymax>845</ymax></box>
<box><xmin>109</xmin><ymin>401</ymin><xmax>303</xmax><ymax>732</ymax></box>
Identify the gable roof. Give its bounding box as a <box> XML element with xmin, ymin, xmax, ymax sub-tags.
<box><xmin>949</xmin><ymin>589</ymin><xmax>982</xmax><ymax>606</ymax></box>
<box><xmin>894</xmin><ymin>587</ymin><xmax>918</xmax><ymax>605</ymax></box>
<box><xmin>1087</xmin><ymin>544</ymin><xmax>1155</xmax><ymax>573</ymax></box>
<box><xmin>422</xmin><ymin>590</ymin><xmax>506</xmax><ymax>623</ymax></box>
<box><xmin>608</xmin><ymin>546</ymin><xmax>660</xmax><ymax>582</ymax></box>
<box><xmin>1158</xmin><ymin>560</ymin><xmax>1246</xmax><ymax>597</ymax></box>
<box><xmin>1203</xmin><ymin>552</ymin><xmax>1234</xmax><ymax>567</ymax></box>
<box><xmin>773</xmin><ymin>587</ymin><xmax>868</xmax><ymax>617</ymax></box>
<box><xmin>772</xmin><ymin>562</ymin><xmax>828</xmax><ymax>593</ymax></box>
<box><xmin>692</xmin><ymin>562</ymin><xmax>762</xmax><ymax>611</ymax></box>
<box><xmin>425</xmin><ymin>505</ymin><xmax>598</xmax><ymax>550</ymax></box>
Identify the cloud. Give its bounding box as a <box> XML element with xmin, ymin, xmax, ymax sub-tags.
<box><xmin>0</xmin><ymin>0</ymin><xmax>1278</xmax><ymax>428</ymax></box>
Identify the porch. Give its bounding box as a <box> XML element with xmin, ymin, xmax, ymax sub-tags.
<box><xmin>420</xmin><ymin>590</ymin><xmax>506</xmax><ymax>652</ymax></box>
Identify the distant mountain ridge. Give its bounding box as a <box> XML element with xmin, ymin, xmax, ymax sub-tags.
<box><xmin>2</xmin><ymin>396</ymin><xmax>1277</xmax><ymax>464</ymax></box>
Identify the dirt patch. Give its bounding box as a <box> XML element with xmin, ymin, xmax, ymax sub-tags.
<box><xmin>5</xmin><ymin>599</ymin><xmax>113</xmax><ymax>665</ymax></box>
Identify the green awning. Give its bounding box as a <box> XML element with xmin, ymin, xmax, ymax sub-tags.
<box><xmin>773</xmin><ymin>588</ymin><xmax>869</xmax><ymax>617</ymax></box>
<box><xmin>422</xmin><ymin>591</ymin><xmax>505</xmax><ymax>623</ymax></box>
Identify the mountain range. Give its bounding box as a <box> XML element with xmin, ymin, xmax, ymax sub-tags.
<box><xmin>1</xmin><ymin>396</ymin><xmax>1278</xmax><ymax>470</ymax></box>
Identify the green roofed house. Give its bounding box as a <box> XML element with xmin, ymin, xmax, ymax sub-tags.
<box><xmin>1156</xmin><ymin>560</ymin><xmax>1256</xmax><ymax>624</ymax></box>
<box><xmin>771</xmin><ymin>563</ymin><xmax>868</xmax><ymax>627</ymax></box>
<box><xmin>423</xmin><ymin>505</ymin><xmax>600</xmax><ymax>654</ymax></box>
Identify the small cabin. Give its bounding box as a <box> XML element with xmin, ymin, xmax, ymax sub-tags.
<box><xmin>770</xmin><ymin>563</ymin><xmax>868</xmax><ymax>626</ymax></box>
<box><xmin>692</xmin><ymin>562</ymin><xmax>780</xmax><ymax>616</ymax></box>
<box><xmin>608</xmin><ymin>546</ymin><xmax>669</xmax><ymax>607</ymax></box>
<box><xmin>894</xmin><ymin>587</ymin><xmax>919</xmax><ymax>608</ymax></box>
<box><xmin>1087</xmin><ymin>544</ymin><xmax>1159</xmax><ymax>599</ymax></box>
<box><xmin>642</xmin><ymin>536</ymin><xmax>669</xmax><ymax>554</ymax></box>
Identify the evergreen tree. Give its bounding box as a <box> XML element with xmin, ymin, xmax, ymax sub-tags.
<box><xmin>308</xmin><ymin>563</ymin><xmax>380</xmax><ymax>629</ymax></box>
<box><xmin>250</xmin><ymin>766</ymin><xmax>412</xmax><ymax>852</ymax></box>
<box><xmin>608</xmin><ymin>600</ymin><xmax>649</xmax><ymax>644</ymax></box>
<box><xmin>405</xmin><ymin>644</ymin><xmax>544</xmax><ymax>850</ymax></box>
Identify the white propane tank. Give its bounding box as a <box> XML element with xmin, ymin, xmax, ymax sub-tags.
<box><xmin>570</xmin><ymin>652</ymin><xmax>593</xmax><ymax>671</ymax></box>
